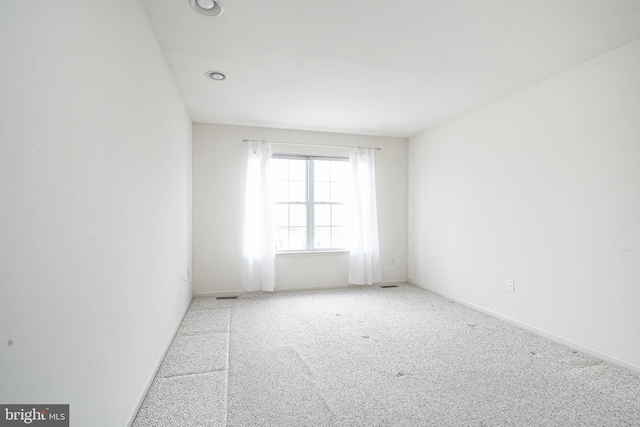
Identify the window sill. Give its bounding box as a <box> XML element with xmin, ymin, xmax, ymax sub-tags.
<box><xmin>276</xmin><ymin>250</ymin><xmax>349</xmax><ymax>256</ymax></box>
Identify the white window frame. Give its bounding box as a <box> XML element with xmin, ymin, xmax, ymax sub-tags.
<box><xmin>272</xmin><ymin>153</ymin><xmax>349</xmax><ymax>252</ymax></box>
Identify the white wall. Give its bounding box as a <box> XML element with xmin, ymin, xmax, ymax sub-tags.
<box><xmin>193</xmin><ymin>124</ymin><xmax>407</xmax><ymax>294</ymax></box>
<box><xmin>408</xmin><ymin>40</ymin><xmax>640</xmax><ymax>370</ymax></box>
<box><xmin>0</xmin><ymin>2</ymin><xmax>192</xmax><ymax>426</ymax></box>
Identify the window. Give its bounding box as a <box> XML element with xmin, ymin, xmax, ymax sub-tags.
<box><xmin>272</xmin><ymin>155</ymin><xmax>349</xmax><ymax>251</ymax></box>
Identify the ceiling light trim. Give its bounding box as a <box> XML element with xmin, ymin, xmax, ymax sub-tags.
<box><xmin>189</xmin><ymin>0</ymin><xmax>224</xmax><ymax>17</ymax></box>
<box><xmin>205</xmin><ymin>71</ymin><xmax>227</xmax><ymax>81</ymax></box>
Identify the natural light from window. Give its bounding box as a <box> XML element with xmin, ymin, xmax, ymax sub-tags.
<box><xmin>272</xmin><ymin>155</ymin><xmax>349</xmax><ymax>251</ymax></box>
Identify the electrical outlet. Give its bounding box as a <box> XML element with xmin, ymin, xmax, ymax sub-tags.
<box><xmin>390</xmin><ymin>256</ymin><xmax>395</xmax><ymax>265</ymax></box>
<box><xmin>507</xmin><ymin>280</ymin><xmax>515</xmax><ymax>293</ymax></box>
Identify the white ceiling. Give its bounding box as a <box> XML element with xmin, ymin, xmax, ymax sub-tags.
<box><xmin>140</xmin><ymin>0</ymin><xmax>640</xmax><ymax>138</ymax></box>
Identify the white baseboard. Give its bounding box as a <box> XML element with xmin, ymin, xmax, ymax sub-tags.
<box><xmin>126</xmin><ymin>294</ymin><xmax>194</xmax><ymax>426</ymax></box>
<box><xmin>193</xmin><ymin>280</ymin><xmax>410</xmax><ymax>297</ymax></box>
<box><xmin>193</xmin><ymin>290</ymin><xmax>247</xmax><ymax>298</ymax></box>
<box><xmin>408</xmin><ymin>281</ymin><xmax>640</xmax><ymax>375</ymax></box>
<box><xmin>276</xmin><ymin>284</ymin><xmax>353</xmax><ymax>293</ymax></box>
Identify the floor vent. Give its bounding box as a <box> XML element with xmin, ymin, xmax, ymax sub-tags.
<box><xmin>380</xmin><ymin>285</ymin><xmax>399</xmax><ymax>288</ymax></box>
<box><xmin>216</xmin><ymin>296</ymin><xmax>239</xmax><ymax>300</ymax></box>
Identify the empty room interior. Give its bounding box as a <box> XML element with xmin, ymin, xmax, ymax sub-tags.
<box><xmin>1</xmin><ymin>1</ymin><xmax>640</xmax><ymax>426</ymax></box>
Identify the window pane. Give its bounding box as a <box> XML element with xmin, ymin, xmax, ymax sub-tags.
<box><xmin>314</xmin><ymin>182</ymin><xmax>330</xmax><ymax>202</ymax></box>
<box><xmin>331</xmin><ymin>161</ymin><xmax>348</xmax><ymax>182</ymax></box>
<box><xmin>314</xmin><ymin>226</ymin><xmax>331</xmax><ymax>249</ymax></box>
<box><xmin>271</xmin><ymin>159</ymin><xmax>288</xmax><ymax>180</ymax></box>
<box><xmin>314</xmin><ymin>204</ymin><xmax>331</xmax><ymax>226</ymax></box>
<box><xmin>332</xmin><ymin>182</ymin><xmax>348</xmax><ymax>202</ymax></box>
<box><xmin>274</xmin><ymin>227</ymin><xmax>289</xmax><ymax>251</ymax></box>
<box><xmin>273</xmin><ymin>204</ymin><xmax>289</xmax><ymax>227</ymax></box>
<box><xmin>290</xmin><ymin>204</ymin><xmax>306</xmax><ymax>227</ymax></box>
<box><xmin>289</xmin><ymin>160</ymin><xmax>307</xmax><ymax>181</ymax></box>
<box><xmin>290</xmin><ymin>227</ymin><xmax>307</xmax><ymax>250</ymax></box>
<box><xmin>332</xmin><ymin>226</ymin><xmax>347</xmax><ymax>248</ymax></box>
<box><xmin>273</xmin><ymin>157</ymin><xmax>349</xmax><ymax>252</ymax></box>
<box><xmin>314</xmin><ymin>160</ymin><xmax>331</xmax><ymax>181</ymax></box>
<box><xmin>332</xmin><ymin>205</ymin><xmax>346</xmax><ymax>226</ymax></box>
<box><xmin>289</xmin><ymin>181</ymin><xmax>306</xmax><ymax>202</ymax></box>
<box><xmin>272</xmin><ymin>181</ymin><xmax>289</xmax><ymax>202</ymax></box>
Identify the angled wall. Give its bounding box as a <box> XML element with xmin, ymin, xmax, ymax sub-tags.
<box><xmin>0</xmin><ymin>1</ymin><xmax>192</xmax><ymax>425</ymax></box>
<box><xmin>409</xmin><ymin>40</ymin><xmax>640</xmax><ymax>370</ymax></box>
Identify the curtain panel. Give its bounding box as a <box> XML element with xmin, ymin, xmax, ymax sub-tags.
<box><xmin>348</xmin><ymin>147</ymin><xmax>382</xmax><ymax>285</ymax></box>
<box><xmin>241</xmin><ymin>142</ymin><xmax>276</xmax><ymax>292</ymax></box>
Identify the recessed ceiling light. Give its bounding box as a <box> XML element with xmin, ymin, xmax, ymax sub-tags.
<box><xmin>205</xmin><ymin>71</ymin><xmax>227</xmax><ymax>81</ymax></box>
<box><xmin>190</xmin><ymin>0</ymin><xmax>224</xmax><ymax>16</ymax></box>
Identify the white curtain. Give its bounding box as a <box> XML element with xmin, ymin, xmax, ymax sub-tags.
<box><xmin>348</xmin><ymin>147</ymin><xmax>382</xmax><ymax>285</ymax></box>
<box><xmin>241</xmin><ymin>142</ymin><xmax>276</xmax><ymax>292</ymax></box>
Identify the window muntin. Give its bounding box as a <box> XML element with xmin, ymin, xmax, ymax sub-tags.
<box><xmin>272</xmin><ymin>155</ymin><xmax>349</xmax><ymax>251</ymax></box>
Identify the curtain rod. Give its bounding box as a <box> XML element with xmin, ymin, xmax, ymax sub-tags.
<box><xmin>242</xmin><ymin>139</ymin><xmax>382</xmax><ymax>151</ymax></box>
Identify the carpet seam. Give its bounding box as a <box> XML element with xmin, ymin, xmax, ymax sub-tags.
<box><xmin>174</xmin><ymin>331</ymin><xmax>229</xmax><ymax>336</ymax></box>
<box><xmin>222</xmin><ymin>306</ymin><xmax>232</xmax><ymax>427</ymax></box>
<box><xmin>158</xmin><ymin>369</ymin><xmax>229</xmax><ymax>380</ymax></box>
